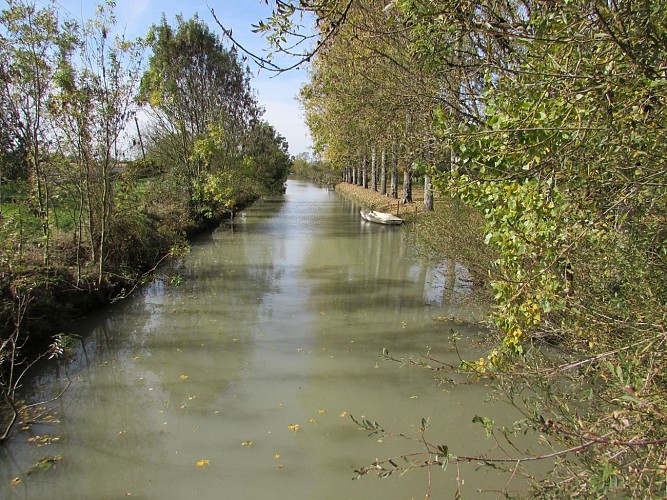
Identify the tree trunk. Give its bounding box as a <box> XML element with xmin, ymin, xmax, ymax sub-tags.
<box><xmin>402</xmin><ymin>170</ymin><xmax>412</xmax><ymax>203</ymax></box>
<box><xmin>424</xmin><ymin>174</ymin><xmax>434</xmax><ymax>211</ymax></box>
<box><xmin>371</xmin><ymin>146</ymin><xmax>377</xmax><ymax>192</ymax></box>
<box><xmin>362</xmin><ymin>156</ymin><xmax>368</xmax><ymax>189</ymax></box>
<box><xmin>390</xmin><ymin>140</ymin><xmax>398</xmax><ymax>199</ymax></box>
<box><xmin>380</xmin><ymin>147</ymin><xmax>387</xmax><ymax>195</ymax></box>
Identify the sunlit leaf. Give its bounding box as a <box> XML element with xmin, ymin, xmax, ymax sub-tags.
<box><xmin>11</xmin><ymin>477</ymin><xmax>22</xmax><ymax>487</ymax></box>
<box><xmin>196</xmin><ymin>459</ymin><xmax>210</xmax><ymax>468</ymax></box>
<box><xmin>274</xmin><ymin>453</ymin><xmax>281</xmax><ymax>459</ymax></box>
<box><xmin>179</xmin><ymin>374</ymin><xmax>189</xmax><ymax>380</ymax></box>
<box><xmin>287</xmin><ymin>423</ymin><xmax>300</xmax><ymax>432</ymax></box>
<box><xmin>241</xmin><ymin>440</ymin><xmax>254</xmax><ymax>447</ymax></box>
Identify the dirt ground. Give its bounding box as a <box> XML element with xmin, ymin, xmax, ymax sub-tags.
<box><xmin>334</xmin><ymin>182</ymin><xmax>426</xmax><ymax>218</ymax></box>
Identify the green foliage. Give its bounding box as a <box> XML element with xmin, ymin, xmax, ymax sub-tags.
<box><xmin>140</xmin><ymin>15</ymin><xmax>262</xmax><ymax>214</ymax></box>
<box><xmin>269</xmin><ymin>0</ymin><xmax>667</xmax><ymax>496</ymax></box>
<box><xmin>242</xmin><ymin>121</ymin><xmax>291</xmax><ymax>195</ymax></box>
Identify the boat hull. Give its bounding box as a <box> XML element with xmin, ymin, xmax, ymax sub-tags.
<box><xmin>360</xmin><ymin>210</ymin><xmax>403</xmax><ymax>225</ymax></box>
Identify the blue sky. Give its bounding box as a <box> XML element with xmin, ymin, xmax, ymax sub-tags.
<box><xmin>41</xmin><ymin>0</ymin><xmax>314</xmax><ymax>155</ymax></box>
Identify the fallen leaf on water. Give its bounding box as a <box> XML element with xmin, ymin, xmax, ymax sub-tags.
<box><xmin>11</xmin><ymin>477</ymin><xmax>22</xmax><ymax>486</ymax></box>
<box><xmin>241</xmin><ymin>440</ymin><xmax>254</xmax><ymax>447</ymax></box>
<box><xmin>179</xmin><ymin>374</ymin><xmax>189</xmax><ymax>380</ymax></box>
<box><xmin>318</xmin><ymin>409</ymin><xmax>325</xmax><ymax>414</ymax></box>
<box><xmin>287</xmin><ymin>423</ymin><xmax>300</xmax><ymax>432</ymax></box>
<box><xmin>274</xmin><ymin>453</ymin><xmax>281</xmax><ymax>459</ymax></box>
<box><xmin>196</xmin><ymin>459</ymin><xmax>210</xmax><ymax>468</ymax></box>
<box><xmin>26</xmin><ymin>455</ymin><xmax>63</xmax><ymax>475</ymax></box>
<box><xmin>27</xmin><ymin>435</ymin><xmax>60</xmax><ymax>447</ymax></box>
<box><xmin>309</xmin><ymin>418</ymin><xmax>317</xmax><ymax>424</ymax></box>
<box><xmin>340</xmin><ymin>411</ymin><xmax>348</xmax><ymax>417</ymax></box>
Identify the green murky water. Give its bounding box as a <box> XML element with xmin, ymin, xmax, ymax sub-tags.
<box><xmin>1</xmin><ymin>180</ymin><xmax>529</xmax><ymax>499</ymax></box>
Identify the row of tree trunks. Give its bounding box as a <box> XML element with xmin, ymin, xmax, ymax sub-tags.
<box><xmin>339</xmin><ymin>139</ymin><xmax>438</xmax><ymax>213</ymax></box>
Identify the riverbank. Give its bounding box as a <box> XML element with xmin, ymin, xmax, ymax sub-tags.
<box><xmin>334</xmin><ymin>182</ymin><xmax>495</xmax><ymax>291</ymax></box>
<box><xmin>0</xmin><ymin>183</ymin><xmax>258</xmax><ymax>357</ymax></box>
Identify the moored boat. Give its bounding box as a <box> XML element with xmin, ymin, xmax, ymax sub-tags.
<box><xmin>360</xmin><ymin>210</ymin><xmax>403</xmax><ymax>225</ymax></box>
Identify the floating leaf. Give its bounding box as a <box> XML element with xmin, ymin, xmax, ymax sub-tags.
<box><xmin>196</xmin><ymin>459</ymin><xmax>210</xmax><ymax>468</ymax></box>
<box><xmin>318</xmin><ymin>409</ymin><xmax>325</xmax><ymax>414</ymax></box>
<box><xmin>27</xmin><ymin>435</ymin><xmax>60</xmax><ymax>447</ymax></box>
<box><xmin>241</xmin><ymin>440</ymin><xmax>254</xmax><ymax>447</ymax></box>
<box><xmin>287</xmin><ymin>423</ymin><xmax>300</xmax><ymax>432</ymax></box>
<box><xmin>340</xmin><ymin>411</ymin><xmax>348</xmax><ymax>417</ymax></box>
<box><xmin>26</xmin><ymin>455</ymin><xmax>63</xmax><ymax>475</ymax></box>
<box><xmin>179</xmin><ymin>375</ymin><xmax>189</xmax><ymax>380</ymax></box>
<box><xmin>274</xmin><ymin>453</ymin><xmax>281</xmax><ymax>459</ymax></box>
<box><xmin>11</xmin><ymin>477</ymin><xmax>22</xmax><ymax>487</ymax></box>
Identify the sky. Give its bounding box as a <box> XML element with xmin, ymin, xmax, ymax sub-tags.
<box><xmin>40</xmin><ymin>0</ymin><xmax>314</xmax><ymax>156</ymax></box>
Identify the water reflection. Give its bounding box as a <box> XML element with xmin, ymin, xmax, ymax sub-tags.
<box><xmin>0</xmin><ymin>180</ymin><xmax>531</xmax><ymax>499</ymax></box>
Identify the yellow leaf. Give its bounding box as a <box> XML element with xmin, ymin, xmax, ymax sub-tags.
<box><xmin>339</xmin><ymin>411</ymin><xmax>347</xmax><ymax>417</ymax></box>
<box><xmin>274</xmin><ymin>453</ymin><xmax>281</xmax><ymax>459</ymax></box>
<box><xmin>179</xmin><ymin>375</ymin><xmax>189</xmax><ymax>380</ymax></box>
<box><xmin>241</xmin><ymin>440</ymin><xmax>254</xmax><ymax>447</ymax></box>
<box><xmin>318</xmin><ymin>409</ymin><xmax>325</xmax><ymax>414</ymax></box>
<box><xmin>287</xmin><ymin>423</ymin><xmax>300</xmax><ymax>432</ymax></box>
<box><xmin>11</xmin><ymin>477</ymin><xmax>22</xmax><ymax>486</ymax></box>
<box><xmin>309</xmin><ymin>418</ymin><xmax>317</xmax><ymax>424</ymax></box>
<box><xmin>196</xmin><ymin>459</ymin><xmax>210</xmax><ymax>468</ymax></box>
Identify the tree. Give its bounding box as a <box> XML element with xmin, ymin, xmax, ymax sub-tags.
<box><xmin>139</xmin><ymin>15</ymin><xmax>260</xmax><ymax>218</ymax></box>
<box><xmin>0</xmin><ymin>0</ymin><xmax>69</xmax><ymax>267</ymax></box>
<box><xmin>242</xmin><ymin>121</ymin><xmax>291</xmax><ymax>195</ymax></box>
<box><xmin>397</xmin><ymin>0</ymin><xmax>667</xmax><ymax>495</ymax></box>
<box><xmin>50</xmin><ymin>1</ymin><xmax>143</xmax><ymax>284</ymax></box>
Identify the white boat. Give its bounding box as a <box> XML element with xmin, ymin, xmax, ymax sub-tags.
<box><xmin>360</xmin><ymin>210</ymin><xmax>403</xmax><ymax>225</ymax></box>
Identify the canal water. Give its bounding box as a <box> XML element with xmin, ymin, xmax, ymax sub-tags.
<box><xmin>1</xmin><ymin>180</ymin><xmax>527</xmax><ymax>499</ymax></box>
